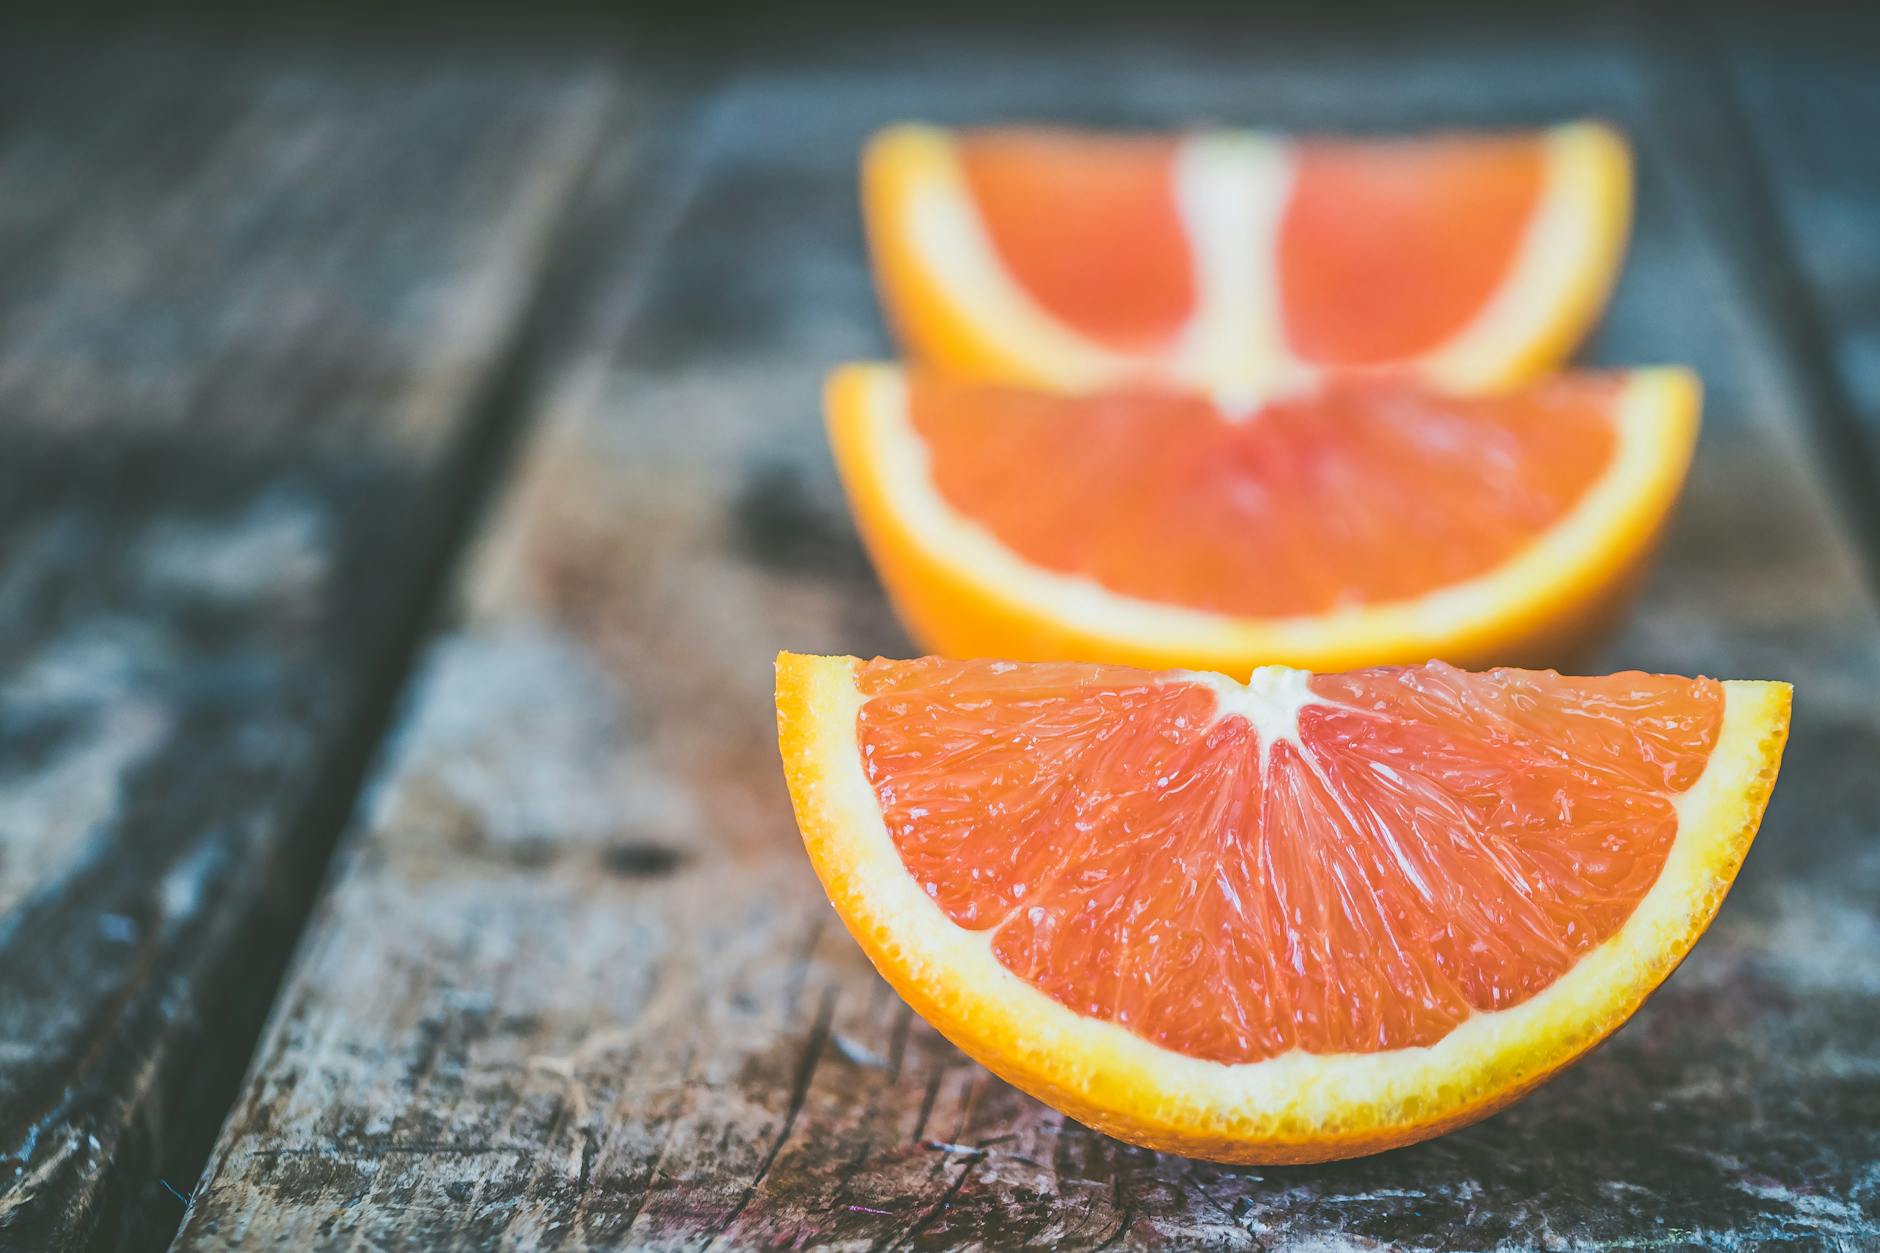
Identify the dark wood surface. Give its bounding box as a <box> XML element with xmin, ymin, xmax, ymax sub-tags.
<box><xmin>0</xmin><ymin>5</ymin><xmax>1875</xmax><ymax>1250</ymax></box>
<box><xmin>0</xmin><ymin>32</ymin><xmax>621</xmax><ymax>1251</ymax></box>
<box><xmin>166</xmin><ymin>7</ymin><xmax>1880</xmax><ymax>1251</ymax></box>
<box><xmin>1706</xmin><ymin>6</ymin><xmax>1880</xmax><ymax>582</ymax></box>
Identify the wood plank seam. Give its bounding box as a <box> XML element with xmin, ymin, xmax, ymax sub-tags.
<box><xmin>174</xmin><ymin>77</ymin><xmax>745</xmax><ymax>1248</ymax></box>
<box><xmin>129</xmin><ymin>77</ymin><xmax>637</xmax><ymax>1253</ymax></box>
<box><xmin>0</xmin><ymin>49</ymin><xmax>625</xmax><ymax>1251</ymax></box>
<box><xmin>1639</xmin><ymin>6</ymin><xmax>1880</xmax><ymax>603</ymax></box>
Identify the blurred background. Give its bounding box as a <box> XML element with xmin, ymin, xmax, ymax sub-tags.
<box><xmin>1</xmin><ymin>3</ymin><xmax>1877</xmax><ymax>1249</ymax></box>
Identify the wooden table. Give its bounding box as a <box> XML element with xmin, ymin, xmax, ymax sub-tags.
<box><xmin>2</xmin><ymin>6</ymin><xmax>1876</xmax><ymax>1249</ymax></box>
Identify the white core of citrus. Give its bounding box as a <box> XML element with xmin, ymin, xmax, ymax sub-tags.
<box><xmin>1177</xmin><ymin>665</ymin><xmax>1322</xmax><ymax>744</ymax></box>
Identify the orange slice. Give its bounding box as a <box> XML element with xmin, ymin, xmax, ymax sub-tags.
<box><xmin>864</xmin><ymin>122</ymin><xmax>1631</xmax><ymax>391</ymax></box>
<box><xmin>776</xmin><ymin>652</ymin><xmax>1790</xmax><ymax>1162</ymax></box>
<box><xmin>826</xmin><ymin>364</ymin><xmax>1698</xmax><ymax>673</ymax></box>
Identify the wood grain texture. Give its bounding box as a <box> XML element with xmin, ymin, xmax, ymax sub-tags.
<box><xmin>1712</xmin><ymin>6</ymin><xmax>1880</xmax><ymax>422</ymax></box>
<box><xmin>0</xmin><ymin>34</ymin><xmax>617</xmax><ymax>1251</ymax></box>
<box><xmin>1696</xmin><ymin>5</ymin><xmax>1880</xmax><ymax>583</ymax></box>
<box><xmin>178</xmin><ymin>10</ymin><xmax>1880</xmax><ymax>1250</ymax></box>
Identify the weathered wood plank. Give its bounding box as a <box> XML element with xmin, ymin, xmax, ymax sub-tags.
<box><xmin>1711</xmin><ymin>6</ymin><xmax>1880</xmax><ymax>420</ymax></box>
<box><xmin>0</xmin><ymin>34</ymin><xmax>618</xmax><ymax>1251</ymax></box>
<box><xmin>1697</xmin><ymin>5</ymin><xmax>1880</xmax><ymax>574</ymax></box>
<box><xmin>179</xmin><ymin>11</ymin><xmax>1880</xmax><ymax>1250</ymax></box>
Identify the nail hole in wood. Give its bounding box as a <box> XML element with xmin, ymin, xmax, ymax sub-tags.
<box><xmin>602</xmin><ymin>841</ymin><xmax>684</xmax><ymax>878</ymax></box>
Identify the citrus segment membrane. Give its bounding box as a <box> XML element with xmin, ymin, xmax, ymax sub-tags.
<box><xmin>854</xmin><ymin>657</ymin><xmax>1722</xmax><ymax>1064</ymax></box>
<box><xmin>908</xmin><ymin>372</ymin><xmax>1623</xmax><ymax>617</ymax></box>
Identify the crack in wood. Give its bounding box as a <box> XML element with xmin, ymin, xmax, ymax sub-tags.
<box><xmin>885</xmin><ymin>1002</ymin><xmax>914</xmax><ymax>1085</ymax></box>
<box><xmin>908</xmin><ymin>1067</ymin><xmax>945</xmax><ymax>1147</ymax></box>
<box><xmin>704</xmin><ymin>985</ymin><xmax>838</xmax><ymax>1247</ymax></box>
<box><xmin>876</xmin><ymin>1149</ymin><xmax>986</xmax><ymax>1253</ymax></box>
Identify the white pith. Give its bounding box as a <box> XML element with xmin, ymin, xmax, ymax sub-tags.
<box><xmin>791</xmin><ymin>654</ymin><xmax>1786</xmax><ymax>1140</ymax></box>
<box><xmin>1172</xmin><ymin>665</ymin><xmax>1361</xmax><ymax>773</ymax></box>
<box><xmin>1169</xmin><ymin>133</ymin><xmax>1300</xmax><ymax>394</ymax></box>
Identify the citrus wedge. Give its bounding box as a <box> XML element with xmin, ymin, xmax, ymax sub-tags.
<box><xmin>776</xmin><ymin>652</ymin><xmax>1789</xmax><ymax>1162</ymax></box>
<box><xmin>864</xmin><ymin>122</ymin><xmax>1631</xmax><ymax>391</ymax></box>
<box><xmin>826</xmin><ymin>364</ymin><xmax>1698</xmax><ymax>674</ymax></box>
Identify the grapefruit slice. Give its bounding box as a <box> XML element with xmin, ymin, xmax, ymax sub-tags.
<box><xmin>826</xmin><ymin>364</ymin><xmax>1698</xmax><ymax>674</ymax></box>
<box><xmin>864</xmin><ymin>122</ymin><xmax>1631</xmax><ymax>391</ymax></box>
<box><xmin>776</xmin><ymin>652</ymin><xmax>1790</xmax><ymax>1162</ymax></box>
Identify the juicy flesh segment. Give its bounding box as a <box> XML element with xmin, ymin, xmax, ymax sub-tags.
<box><xmin>954</xmin><ymin>130</ymin><xmax>1547</xmax><ymax>367</ymax></box>
<box><xmin>1279</xmin><ymin>136</ymin><xmax>1546</xmax><ymax>364</ymax></box>
<box><xmin>855</xmin><ymin>658</ymin><xmax>1722</xmax><ymax>1064</ymax></box>
<box><xmin>956</xmin><ymin>132</ymin><xmax>1195</xmax><ymax>349</ymax></box>
<box><xmin>909</xmin><ymin>373</ymin><xmax>1620</xmax><ymax>616</ymax></box>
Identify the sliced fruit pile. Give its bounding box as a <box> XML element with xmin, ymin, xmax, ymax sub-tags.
<box><xmin>826</xmin><ymin>363</ymin><xmax>1698</xmax><ymax>673</ymax></box>
<box><xmin>865</xmin><ymin>122</ymin><xmax>1631</xmax><ymax>391</ymax></box>
<box><xmin>770</xmin><ymin>118</ymin><xmax>1791</xmax><ymax>1165</ymax></box>
<box><xmin>777</xmin><ymin>653</ymin><xmax>1790</xmax><ymax>1162</ymax></box>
